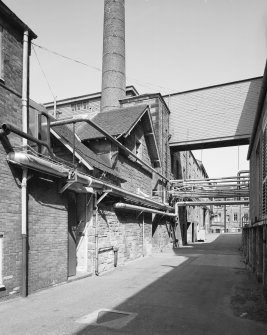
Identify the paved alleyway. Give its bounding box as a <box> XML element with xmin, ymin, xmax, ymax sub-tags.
<box><xmin>0</xmin><ymin>233</ymin><xmax>267</xmax><ymax>335</ymax></box>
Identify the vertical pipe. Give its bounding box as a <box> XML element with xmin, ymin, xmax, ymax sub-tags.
<box><xmin>22</xmin><ymin>30</ymin><xmax>29</xmax><ymax>143</ymax></box>
<box><xmin>21</xmin><ymin>168</ymin><xmax>28</xmax><ymax>297</ymax></box>
<box><xmin>142</xmin><ymin>213</ymin><xmax>145</xmax><ymax>257</ymax></box>
<box><xmin>224</xmin><ymin>199</ymin><xmax>227</xmax><ymax>233</ymax></box>
<box><xmin>53</xmin><ymin>97</ymin><xmax>57</xmax><ymax>118</ymax></box>
<box><xmin>21</xmin><ymin>30</ymin><xmax>29</xmax><ymax>297</ymax></box>
<box><xmin>100</xmin><ymin>0</ymin><xmax>126</xmax><ymax>112</ymax></box>
<box><xmin>94</xmin><ymin>195</ymin><xmax>99</xmax><ymax>276</ymax></box>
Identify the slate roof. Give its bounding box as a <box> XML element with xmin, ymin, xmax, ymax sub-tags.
<box><xmin>51</xmin><ymin>124</ymin><xmax>123</xmax><ymax>179</ymax></box>
<box><xmin>29</xmin><ymin>100</ymin><xmax>123</xmax><ymax>180</ymax></box>
<box><xmin>164</xmin><ymin>77</ymin><xmax>263</xmax><ymax>150</ymax></box>
<box><xmin>77</xmin><ymin>105</ymin><xmax>149</xmax><ymax>141</ymax></box>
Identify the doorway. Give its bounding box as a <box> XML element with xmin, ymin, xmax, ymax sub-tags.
<box><xmin>67</xmin><ymin>192</ymin><xmax>91</xmax><ymax>277</ymax></box>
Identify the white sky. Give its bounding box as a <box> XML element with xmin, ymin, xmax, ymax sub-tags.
<box><xmin>4</xmin><ymin>0</ymin><xmax>267</xmax><ymax>178</ymax></box>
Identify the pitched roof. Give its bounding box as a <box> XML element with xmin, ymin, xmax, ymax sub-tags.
<box><xmin>0</xmin><ymin>0</ymin><xmax>37</xmax><ymax>39</ymax></box>
<box><xmin>77</xmin><ymin>105</ymin><xmax>148</xmax><ymax>141</ymax></box>
<box><xmin>51</xmin><ymin>124</ymin><xmax>123</xmax><ymax>179</ymax></box>
<box><xmin>29</xmin><ymin>100</ymin><xmax>123</xmax><ymax>180</ymax></box>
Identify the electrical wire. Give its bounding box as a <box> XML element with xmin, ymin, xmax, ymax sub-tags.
<box><xmin>32</xmin><ymin>45</ymin><xmax>56</xmax><ymax>100</ymax></box>
<box><xmin>32</xmin><ymin>42</ymin><xmax>173</xmax><ymax>94</ymax></box>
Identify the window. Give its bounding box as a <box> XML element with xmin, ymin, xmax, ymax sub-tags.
<box><xmin>135</xmin><ymin>137</ymin><xmax>142</xmax><ymax>158</ymax></box>
<box><xmin>243</xmin><ymin>213</ymin><xmax>249</xmax><ymax>224</ymax></box>
<box><xmin>28</xmin><ymin>108</ymin><xmax>49</xmax><ymax>155</ymax></box>
<box><xmin>0</xmin><ymin>25</ymin><xmax>3</xmax><ymax>80</ymax></box>
<box><xmin>233</xmin><ymin>213</ymin><xmax>238</xmax><ymax>222</ymax></box>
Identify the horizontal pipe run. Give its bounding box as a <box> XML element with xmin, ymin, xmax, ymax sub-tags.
<box><xmin>91</xmin><ymin>177</ymin><xmax>173</xmax><ymax>212</ymax></box>
<box><xmin>170</xmin><ymin>175</ymin><xmax>249</xmax><ymax>183</ymax></box>
<box><xmin>6</xmin><ymin>151</ymin><xmax>92</xmax><ymax>186</ymax></box>
<box><xmin>2</xmin><ymin>123</ymin><xmax>74</xmax><ymax>168</ymax></box>
<box><xmin>171</xmin><ymin>194</ymin><xmax>249</xmax><ymax>199</ymax></box>
<box><xmin>98</xmin><ymin>246</ymin><xmax>114</xmax><ymax>252</ymax></box>
<box><xmin>114</xmin><ymin>202</ymin><xmax>177</xmax><ymax>217</ymax></box>
<box><xmin>50</xmin><ymin>115</ymin><xmax>169</xmax><ymax>183</ymax></box>
<box><xmin>175</xmin><ymin>200</ymin><xmax>249</xmax><ymax>207</ymax></box>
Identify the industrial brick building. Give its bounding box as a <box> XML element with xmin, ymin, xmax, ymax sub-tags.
<box><xmin>210</xmin><ymin>200</ymin><xmax>249</xmax><ymax>233</ymax></box>
<box><xmin>243</xmin><ymin>61</ymin><xmax>267</xmax><ymax>299</ymax></box>
<box><xmin>0</xmin><ymin>0</ymin><xmax>214</xmax><ymax>300</ymax></box>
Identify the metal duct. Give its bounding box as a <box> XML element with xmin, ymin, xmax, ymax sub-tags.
<box><xmin>100</xmin><ymin>0</ymin><xmax>126</xmax><ymax>112</ymax></box>
<box><xmin>6</xmin><ymin>152</ymin><xmax>92</xmax><ymax>186</ymax></box>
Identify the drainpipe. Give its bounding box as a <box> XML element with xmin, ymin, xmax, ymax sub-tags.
<box><xmin>142</xmin><ymin>213</ymin><xmax>145</xmax><ymax>257</ymax></box>
<box><xmin>21</xmin><ymin>168</ymin><xmax>28</xmax><ymax>297</ymax></box>
<box><xmin>21</xmin><ymin>30</ymin><xmax>29</xmax><ymax>297</ymax></box>
<box><xmin>94</xmin><ymin>194</ymin><xmax>99</xmax><ymax>276</ymax></box>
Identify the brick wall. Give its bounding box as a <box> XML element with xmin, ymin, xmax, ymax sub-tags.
<box><xmin>0</xmin><ymin>18</ymin><xmax>23</xmax><ymax>299</ymax></box>
<box><xmin>27</xmin><ymin>177</ymin><xmax>68</xmax><ymax>293</ymax></box>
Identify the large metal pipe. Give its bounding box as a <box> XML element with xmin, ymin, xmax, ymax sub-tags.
<box><xmin>50</xmin><ymin>115</ymin><xmax>169</xmax><ymax>182</ymax></box>
<box><xmin>175</xmin><ymin>200</ymin><xmax>249</xmax><ymax>207</ymax></box>
<box><xmin>2</xmin><ymin>123</ymin><xmax>75</xmax><ymax>168</ymax></box>
<box><xmin>101</xmin><ymin>0</ymin><xmax>126</xmax><ymax>112</ymax></box>
<box><xmin>7</xmin><ymin>151</ymin><xmax>92</xmax><ymax>186</ymax></box>
<box><xmin>114</xmin><ymin>202</ymin><xmax>176</xmax><ymax>216</ymax></box>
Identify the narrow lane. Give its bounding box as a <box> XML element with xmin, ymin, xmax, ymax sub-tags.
<box><xmin>0</xmin><ymin>233</ymin><xmax>266</xmax><ymax>334</ymax></box>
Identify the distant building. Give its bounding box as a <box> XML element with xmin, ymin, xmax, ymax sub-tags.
<box><xmin>211</xmin><ymin>199</ymin><xmax>249</xmax><ymax>233</ymax></box>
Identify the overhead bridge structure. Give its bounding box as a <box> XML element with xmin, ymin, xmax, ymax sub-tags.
<box><xmin>165</xmin><ymin>77</ymin><xmax>262</xmax><ymax>151</ymax></box>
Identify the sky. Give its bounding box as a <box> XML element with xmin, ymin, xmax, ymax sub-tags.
<box><xmin>3</xmin><ymin>0</ymin><xmax>267</xmax><ymax>178</ymax></box>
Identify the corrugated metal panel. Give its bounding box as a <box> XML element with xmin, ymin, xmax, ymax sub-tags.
<box><xmin>164</xmin><ymin>78</ymin><xmax>262</xmax><ymax>149</ymax></box>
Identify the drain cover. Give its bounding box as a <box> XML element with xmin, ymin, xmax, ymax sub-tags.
<box><xmin>76</xmin><ymin>309</ymin><xmax>138</xmax><ymax>329</ymax></box>
<box><xmin>97</xmin><ymin>311</ymin><xmax>127</xmax><ymax>324</ymax></box>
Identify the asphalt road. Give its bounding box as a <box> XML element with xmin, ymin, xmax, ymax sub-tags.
<box><xmin>0</xmin><ymin>233</ymin><xmax>267</xmax><ymax>334</ymax></box>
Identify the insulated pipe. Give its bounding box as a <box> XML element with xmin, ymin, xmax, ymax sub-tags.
<box><xmin>1</xmin><ymin>123</ymin><xmax>75</xmax><ymax>168</ymax></box>
<box><xmin>175</xmin><ymin>200</ymin><xmax>249</xmax><ymax>207</ymax></box>
<box><xmin>101</xmin><ymin>0</ymin><xmax>126</xmax><ymax>112</ymax></box>
<box><xmin>113</xmin><ymin>202</ymin><xmax>176</xmax><ymax>217</ymax></box>
<box><xmin>7</xmin><ymin>152</ymin><xmax>92</xmax><ymax>187</ymax></box>
<box><xmin>95</xmin><ymin>179</ymin><xmax>173</xmax><ymax>211</ymax></box>
<box><xmin>50</xmin><ymin>115</ymin><xmax>169</xmax><ymax>182</ymax></box>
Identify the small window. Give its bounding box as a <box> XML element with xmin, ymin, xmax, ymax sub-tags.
<box><xmin>233</xmin><ymin>213</ymin><xmax>238</xmax><ymax>222</ymax></box>
<box><xmin>135</xmin><ymin>138</ymin><xmax>142</xmax><ymax>158</ymax></box>
<box><xmin>0</xmin><ymin>25</ymin><xmax>3</xmax><ymax>80</ymax></box>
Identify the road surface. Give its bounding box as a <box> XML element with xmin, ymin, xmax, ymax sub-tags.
<box><xmin>0</xmin><ymin>233</ymin><xmax>266</xmax><ymax>334</ymax></box>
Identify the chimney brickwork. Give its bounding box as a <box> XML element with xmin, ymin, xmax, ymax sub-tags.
<box><xmin>100</xmin><ymin>0</ymin><xmax>126</xmax><ymax>112</ymax></box>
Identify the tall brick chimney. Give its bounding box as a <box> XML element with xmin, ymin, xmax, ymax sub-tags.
<box><xmin>100</xmin><ymin>0</ymin><xmax>126</xmax><ymax>112</ymax></box>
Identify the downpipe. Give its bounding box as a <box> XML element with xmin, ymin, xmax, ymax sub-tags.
<box><xmin>21</xmin><ymin>168</ymin><xmax>28</xmax><ymax>297</ymax></box>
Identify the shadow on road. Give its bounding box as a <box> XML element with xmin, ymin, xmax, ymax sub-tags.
<box><xmin>73</xmin><ymin>233</ymin><xmax>267</xmax><ymax>335</ymax></box>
